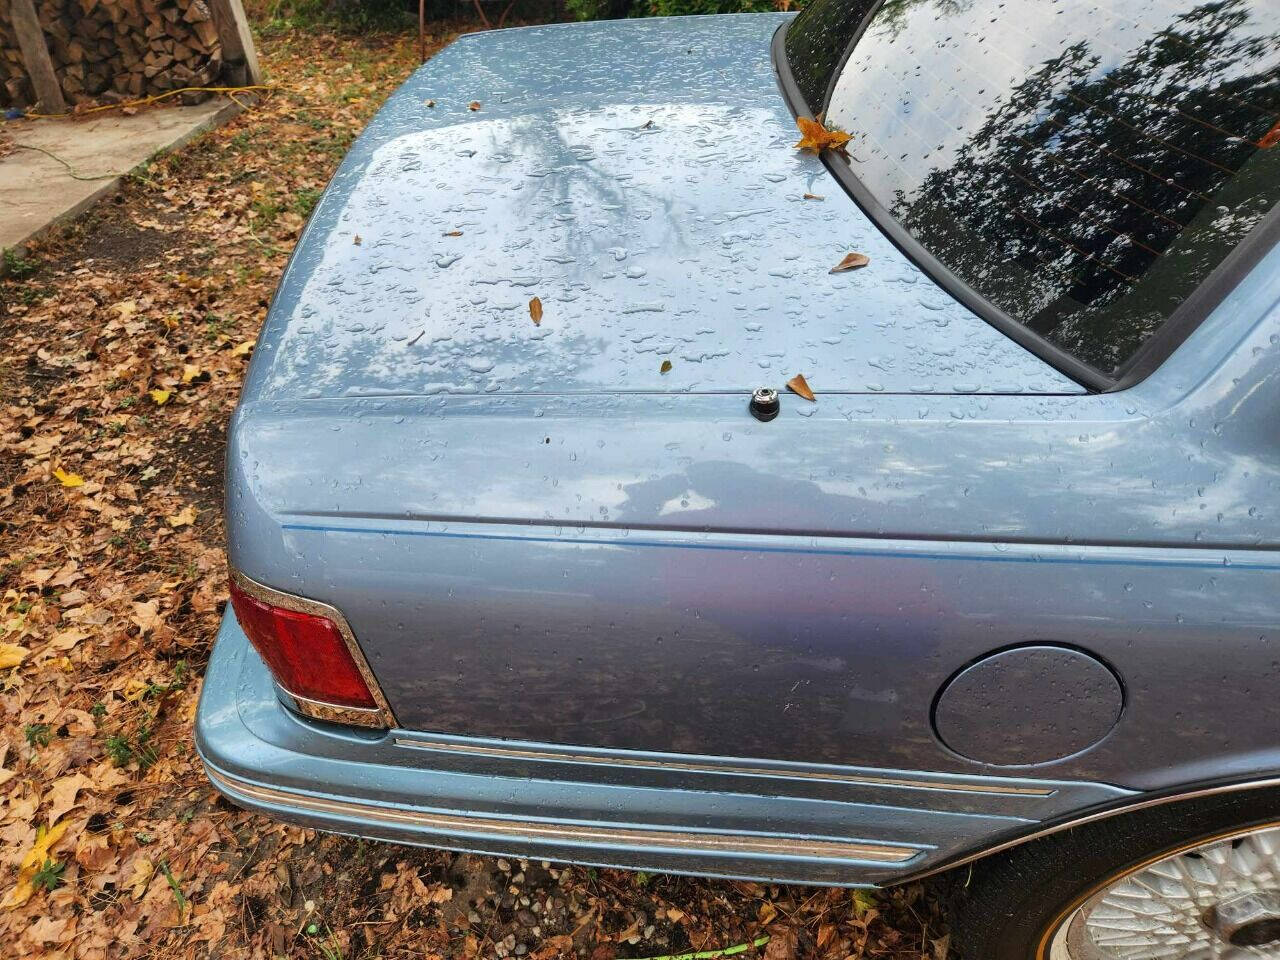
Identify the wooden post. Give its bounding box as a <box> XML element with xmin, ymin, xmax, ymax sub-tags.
<box><xmin>9</xmin><ymin>0</ymin><xmax>66</xmax><ymax>113</ymax></box>
<box><xmin>206</xmin><ymin>0</ymin><xmax>260</xmax><ymax>86</ymax></box>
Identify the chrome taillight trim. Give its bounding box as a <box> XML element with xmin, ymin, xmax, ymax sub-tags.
<box><xmin>230</xmin><ymin>569</ymin><xmax>397</xmax><ymax>729</ymax></box>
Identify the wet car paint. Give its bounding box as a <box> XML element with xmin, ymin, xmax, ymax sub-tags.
<box><xmin>208</xmin><ymin>15</ymin><xmax>1280</xmax><ymax>883</ymax></box>
<box><xmin>240</xmin><ymin>15</ymin><xmax>1080</xmax><ymax>401</ymax></box>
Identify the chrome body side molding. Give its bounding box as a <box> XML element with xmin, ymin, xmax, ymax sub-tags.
<box><xmin>392</xmin><ymin>735</ymin><xmax>1055</xmax><ymax>797</ymax></box>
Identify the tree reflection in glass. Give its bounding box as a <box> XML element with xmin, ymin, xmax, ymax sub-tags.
<box><xmin>798</xmin><ymin>0</ymin><xmax>1280</xmax><ymax>375</ymax></box>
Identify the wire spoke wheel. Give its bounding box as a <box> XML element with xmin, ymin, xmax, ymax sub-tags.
<box><xmin>1050</xmin><ymin>826</ymin><xmax>1280</xmax><ymax>960</ymax></box>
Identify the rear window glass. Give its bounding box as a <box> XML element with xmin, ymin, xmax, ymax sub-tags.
<box><xmin>784</xmin><ymin>0</ymin><xmax>1280</xmax><ymax>377</ymax></box>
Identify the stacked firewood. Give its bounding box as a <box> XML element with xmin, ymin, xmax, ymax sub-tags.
<box><xmin>0</xmin><ymin>0</ymin><xmax>222</xmax><ymax>109</ymax></box>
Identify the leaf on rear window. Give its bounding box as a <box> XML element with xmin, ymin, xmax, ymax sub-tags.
<box><xmin>529</xmin><ymin>297</ymin><xmax>543</xmax><ymax>326</ymax></box>
<box><xmin>786</xmin><ymin>373</ymin><xmax>816</xmax><ymax>402</ymax></box>
<box><xmin>468</xmin><ymin>101</ymin><xmax>481</xmax><ymax>112</ymax></box>
<box><xmin>830</xmin><ymin>252</ymin><xmax>870</xmax><ymax>274</ymax></box>
<box><xmin>802</xmin><ymin>193</ymin><xmax>824</xmax><ymax>200</ymax></box>
<box><xmin>660</xmin><ymin>360</ymin><xmax>672</xmax><ymax>374</ymax></box>
<box><xmin>794</xmin><ymin>115</ymin><xmax>852</xmax><ymax>154</ymax></box>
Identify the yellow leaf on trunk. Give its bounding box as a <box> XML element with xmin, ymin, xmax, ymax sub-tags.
<box><xmin>794</xmin><ymin>114</ymin><xmax>852</xmax><ymax>154</ymax></box>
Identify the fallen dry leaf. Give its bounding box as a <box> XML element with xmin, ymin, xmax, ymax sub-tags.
<box><xmin>181</xmin><ymin>364</ymin><xmax>201</xmax><ymax>384</ymax></box>
<box><xmin>166</xmin><ymin>505</ymin><xmax>197</xmax><ymax>528</ymax></box>
<box><xmin>529</xmin><ymin>297</ymin><xmax>543</xmax><ymax>327</ymax></box>
<box><xmin>794</xmin><ymin>114</ymin><xmax>852</xmax><ymax>154</ymax></box>
<box><xmin>786</xmin><ymin>373</ymin><xmax>816</xmax><ymax>402</ymax></box>
<box><xmin>763</xmin><ymin>928</ymin><xmax>798</xmax><ymax>960</ymax></box>
<box><xmin>149</xmin><ymin>389</ymin><xmax>171</xmax><ymax>406</ymax></box>
<box><xmin>46</xmin><ymin>773</ymin><xmax>92</xmax><ymax>825</ymax></box>
<box><xmin>122</xmin><ymin>676</ymin><xmax>153</xmax><ymax>703</ymax></box>
<box><xmin>232</xmin><ymin>340</ymin><xmax>256</xmax><ymax>357</ymax></box>
<box><xmin>0</xmin><ymin>643</ymin><xmax>28</xmax><ymax>669</ymax></box>
<box><xmin>130</xmin><ymin>600</ymin><xmax>165</xmax><ymax>637</ymax></box>
<box><xmin>128</xmin><ymin>858</ymin><xmax>154</xmax><ymax>901</ymax></box>
<box><xmin>468</xmin><ymin>101</ymin><xmax>481</xmax><ymax>111</ymax></box>
<box><xmin>3</xmin><ymin>820</ymin><xmax>70</xmax><ymax>908</ymax></box>
<box><xmin>73</xmin><ymin>834</ymin><xmax>113</xmax><ymax>873</ymax></box>
<box><xmin>24</xmin><ymin>913</ymin><xmax>71</xmax><ymax>946</ymax></box>
<box><xmin>829</xmin><ymin>252</ymin><xmax>870</xmax><ymax>274</ymax></box>
<box><xmin>49</xmin><ymin>628</ymin><xmax>86</xmax><ymax>652</ymax></box>
<box><xmin>52</xmin><ymin>468</ymin><xmax>84</xmax><ymax>488</ymax></box>
<box><xmin>660</xmin><ymin>360</ymin><xmax>672</xmax><ymax>374</ymax></box>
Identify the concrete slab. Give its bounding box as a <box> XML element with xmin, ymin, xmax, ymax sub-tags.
<box><xmin>0</xmin><ymin>97</ymin><xmax>240</xmax><ymax>254</ymax></box>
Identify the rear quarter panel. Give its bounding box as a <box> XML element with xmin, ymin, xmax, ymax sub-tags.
<box><xmin>227</xmin><ymin>241</ymin><xmax>1280</xmax><ymax>792</ymax></box>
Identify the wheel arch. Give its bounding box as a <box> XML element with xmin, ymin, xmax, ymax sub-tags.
<box><xmin>906</xmin><ymin>772</ymin><xmax>1280</xmax><ymax>885</ymax></box>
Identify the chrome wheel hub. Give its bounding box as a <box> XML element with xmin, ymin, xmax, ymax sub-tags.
<box><xmin>1051</xmin><ymin>825</ymin><xmax>1280</xmax><ymax>959</ymax></box>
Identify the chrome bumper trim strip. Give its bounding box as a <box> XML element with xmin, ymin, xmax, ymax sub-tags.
<box><xmin>393</xmin><ymin>736</ymin><xmax>1055</xmax><ymax>797</ymax></box>
<box><xmin>205</xmin><ymin>765</ymin><xmax>922</xmax><ymax>864</ymax></box>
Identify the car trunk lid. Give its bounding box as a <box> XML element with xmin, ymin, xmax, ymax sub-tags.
<box><xmin>241</xmin><ymin>16</ymin><xmax>1083</xmax><ymax>402</ymax></box>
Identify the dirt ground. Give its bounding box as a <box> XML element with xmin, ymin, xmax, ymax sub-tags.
<box><xmin>0</xmin><ymin>24</ymin><xmax>947</xmax><ymax>960</ymax></box>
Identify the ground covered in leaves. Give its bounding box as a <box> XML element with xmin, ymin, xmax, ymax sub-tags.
<box><xmin>0</xmin><ymin>22</ymin><xmax>946</xmax><ymax>960</ymax></box>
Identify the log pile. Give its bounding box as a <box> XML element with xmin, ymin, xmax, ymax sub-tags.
<box><xmin>0</xmin><ymin>0</ymin><xmax>223</xmax><ymax>110</ymax></box>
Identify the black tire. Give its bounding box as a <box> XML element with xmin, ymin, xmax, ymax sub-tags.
<box><xmin>942</xmin><ymin>785</ymin><xmax>1280</xmax><ymax>960</ymax></box>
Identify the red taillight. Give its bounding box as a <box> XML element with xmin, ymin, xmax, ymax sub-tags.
<box><xmin>229</xmin><ymin>580</ymin><xmax>377</xmax><ymax>710</ymax></box>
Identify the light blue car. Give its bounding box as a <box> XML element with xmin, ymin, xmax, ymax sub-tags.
<box><xmin>197</xmin><ymin>1</ymin><xmax>1280</xmax><ymax>956</ymax></box>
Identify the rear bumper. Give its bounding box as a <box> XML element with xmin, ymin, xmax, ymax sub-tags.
<box><xmin>195</xmin><ymin>609</ymin><xmax>1131</xmax><ymax>885</ymax></box>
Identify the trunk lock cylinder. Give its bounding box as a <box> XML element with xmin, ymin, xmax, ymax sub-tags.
<box><xmin>750</xmin><ymin>387</ymin><xmax>780</xmax><ymax>422</ymax></box>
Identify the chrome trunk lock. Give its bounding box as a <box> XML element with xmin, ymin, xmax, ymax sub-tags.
<box><xmin>750</xmin><ymin>387</ymin><xmax>780</xmax><ymax>422</ymax></box>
